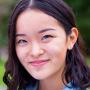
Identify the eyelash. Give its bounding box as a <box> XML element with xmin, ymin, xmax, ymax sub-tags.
<box><xmin>16</xmin><ymin>39</ymin><xmax>27</xmax><ymax>44</ymax></box>
<box><xmin>42</xmin><ymin>35</ymin><xmax>54</xmax><ymax>40</ymax></box>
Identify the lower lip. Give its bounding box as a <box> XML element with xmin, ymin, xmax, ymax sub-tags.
<box><xmin>30</xmin><ymin>60</ymin><xmax>50</xmax><ymax>67</ymax></box>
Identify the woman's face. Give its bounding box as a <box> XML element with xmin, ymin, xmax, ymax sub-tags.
<box><xmin>16</xmin><ymin>9</ymin><xmax>71</xmax><ymax>80</ymax></box>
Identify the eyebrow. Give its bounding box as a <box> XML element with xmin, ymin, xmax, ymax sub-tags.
<box><xmin>16</xmin><ymin>28</ymin><xmax>56</xmax><ymax>37</ymax></box>
<box><xmin>16</xmin><ymin>34</ymin><xmax>26</xmax><ymax>37</ymax></box>
<box><xmin>38</xmin><ymin>28</ymin><xmax>56</xmax><ymax>33</ymax></box>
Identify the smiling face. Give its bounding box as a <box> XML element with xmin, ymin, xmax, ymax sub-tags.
<box><xmin>16</xmin><ymin>9</ymin><xmax>70</xmax><ymax>80</ymax></box>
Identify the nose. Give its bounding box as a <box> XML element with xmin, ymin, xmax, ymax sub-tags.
<box><xmin>30</xmin><ymin>42</ymin><xmax>44</xmax><ymax>58</ymax></box>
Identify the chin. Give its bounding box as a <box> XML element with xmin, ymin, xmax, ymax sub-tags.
<box><xmin>32</xmin><ymin>75</ymin><xmax>47</xmax><ymax>80</ymax></box>
<box><xmin>30</xmin><ymin>73</ymin><xmax>49</xmax><ymax>80</ymax></box>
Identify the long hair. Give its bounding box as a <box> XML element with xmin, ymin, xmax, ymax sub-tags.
<box><xmin>3</xmin><ymin>0</ymin><xmax>90</xmax><ymax>90</ymax></box>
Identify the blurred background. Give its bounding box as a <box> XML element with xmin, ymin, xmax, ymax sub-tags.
<box><xmin>0</xmin><ymin>0</ymin><xmax>90</xmax><ymax>89</ymax></box>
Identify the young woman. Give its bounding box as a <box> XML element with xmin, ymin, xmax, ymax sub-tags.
<box><xmin>3</xmin><ymin>0</ymin><xmax>90</xmax><ymax>90</ymax></box>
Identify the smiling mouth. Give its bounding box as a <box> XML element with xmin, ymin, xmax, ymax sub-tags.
<box><xmin>30</xmin><ymin>59</ymin><xmax>50</xmax><ymax>67</ymax></box>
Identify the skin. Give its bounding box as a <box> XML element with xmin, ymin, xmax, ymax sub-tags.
<box><xmin>16</xmin><ymin>9</ymin><xmax>78</xmax><ymax>90</ymax></box>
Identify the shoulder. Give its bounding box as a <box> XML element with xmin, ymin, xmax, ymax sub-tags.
<box><xmin>64</xmin><ymin>82</ymin><xmax>87</xmax><ymax>90</ymax></box>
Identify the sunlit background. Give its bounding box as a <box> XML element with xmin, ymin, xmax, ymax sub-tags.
<box><xmin>0</xmin><ymin>0</ymin><xmax>90</xmax><ymax>89</ymax></box>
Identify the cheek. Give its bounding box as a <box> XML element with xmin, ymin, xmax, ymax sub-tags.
<box><xmin>45</xmin><ymin>39</ymin><xmax>68</xmax><ymax>63</ymax></box>
<box><xmin>16</xmin><ymin>47</ymin><xmax>28</xmax><ymax>62</ymax></box>
<box><xmin>47</xmin><ymin>39</ymin><xmax>67</xmax><ymax>56</ymax></box>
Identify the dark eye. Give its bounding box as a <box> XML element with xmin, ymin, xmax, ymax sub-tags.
<box><xmin>16</xmin><ymin>39</ymin><xmax>28</xmax><ymax>46</ymax></box>
<box><xmin>42</xmin><ymin>35</ymin><xmax>54</xmax><ymax>40</ymax></box>
<box><xmin>41</xmin><ymin>35</ymin><xmax>55</xmax><ymax>43</ymax></box>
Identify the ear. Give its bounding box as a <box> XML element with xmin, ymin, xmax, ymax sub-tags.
<box><xmin>67</xmin><ymin>27</ymin><xmax>78</xmax><ymax>50</ymax></box>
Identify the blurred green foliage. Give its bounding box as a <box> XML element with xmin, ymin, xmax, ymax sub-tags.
<box><xmin>0</xmin><ymin>14</ymin><xmax>8</xmax><ymax>47</ymax></box>
<box><xmin>0</xmin><ymin>0</ymin><xmax>17</xmax><ymax>47</ymax></box>
<box><xmin>0</xmin><ymin>59</ymin><xmax>5</xmax><ymax>86</ymax></box>
<box><xmin>0</xmin><ymin>0</ymin><xmax>90</xmax><ymax>54</ymax></box>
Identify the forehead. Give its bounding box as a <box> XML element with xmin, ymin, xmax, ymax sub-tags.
<box><xmin>16</xmin><ymin>9</ymin><xmax>64</xmax><ymax>34</ymax></box>
<box><xmin>17</xmin><ymin>8</ymin><xmax>59</xmax><ymax>22</ymax></box>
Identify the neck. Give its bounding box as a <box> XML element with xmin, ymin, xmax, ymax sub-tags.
<box><xmin>38</xmin><ymin>71</ymin><xmax>65</xmax><ymax>90</ymax></box>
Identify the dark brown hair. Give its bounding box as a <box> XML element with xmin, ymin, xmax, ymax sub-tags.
<box><xmin>3</xmin><ymin>0</ymin><xmax>90</xmax><ymax>90</ymax></box>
